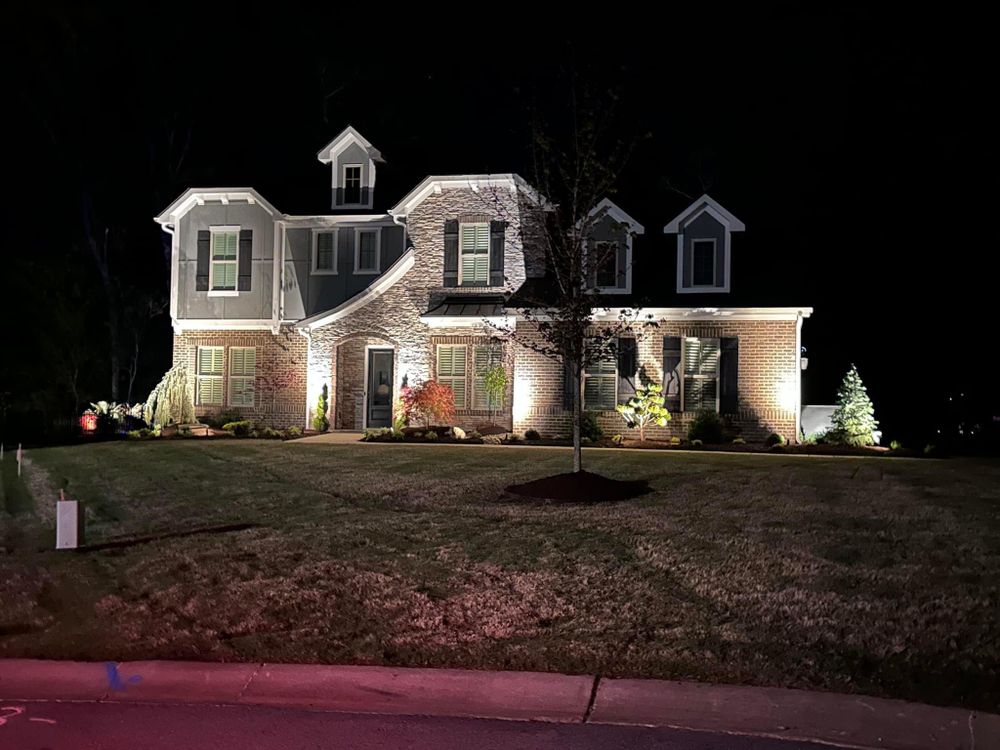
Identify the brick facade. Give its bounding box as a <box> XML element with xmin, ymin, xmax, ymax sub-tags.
<box><xmin>510</xmin><ymin>319</ymin><xmax>799</xmax><ymax>442</ymax></box>
<box><xmin>172</xmin><ymin>329</ymin><xmax>307</xmax><ymax>427</ymax></box>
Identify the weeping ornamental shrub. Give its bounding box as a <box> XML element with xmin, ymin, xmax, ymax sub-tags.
<box><xmin>615</xmin><ymin>383</ymin><xmax>671</xmax><ymax>442</ymax></box>
<box><xmin>144</xmin><ymin>365</ymin><xmax>195</xmax><ymax>428</ymax></box>
<box><xmin>830</xmin><ymin>364</ymin><xmax>879</xmax><ymax>446</ymax></box>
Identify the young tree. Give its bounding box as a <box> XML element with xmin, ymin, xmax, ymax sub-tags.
<box><xmin>487</xmin><ymin>86</ymin><xmax>652</xmax><ymax>473</ymax></box>
<box><xmin>831</xmin><ymin>364</ymin><xmax>879</xmax><ymax>446</ymax></box>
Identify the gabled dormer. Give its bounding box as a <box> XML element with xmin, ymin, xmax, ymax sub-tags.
<box><xmin>584</xmin><ymin>198</ymin><xmax>644</xmax><ymax>294</ymax></box>
<box><xmin>663</xmin><ymin>194</ymin><xmax>745</xmax><ymax>294</ymax></box>
<box><xmin>316</xmin><ymin>125</ymin><xmax>384</xmax><ymax>211</ymax></box>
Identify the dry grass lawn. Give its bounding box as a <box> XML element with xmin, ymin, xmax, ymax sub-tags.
<box><xmin>1</xmin><ymin>441</ymin><xmax>998</xmax><ymax>711</ymax></box>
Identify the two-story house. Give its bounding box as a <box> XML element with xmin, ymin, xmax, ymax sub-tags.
<box><xmin>155</xmin><ymin>126</ymin><xmax>812</xmax><ymax>441</ymax></box>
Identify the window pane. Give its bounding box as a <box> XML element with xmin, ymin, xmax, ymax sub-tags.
<box><xmin>358</xmin><ymin>231</ymin><xmax>377</xmax><ymax>270</ymax></box>
<box><xmin>474</xmin><ymin>345</ymin><xmax>502</xmax><ymax>409</ymax></box>
<box><xmin>684</xmin><ymin>377</ymin><xmax>717</xmax><ymax>411</ymax></box>
<box><xmin>594</xmin><ymin>242</ymin><xmax>618</xmax><ymax>287</ymax></box>
<box><xmin>460</xmin><ymin>223</ymin><xmax>489</xmax><ymax>253</ymax></box>
<box><xmin>316</xmin><ymin>232</ymin><xmax>335</xmax><ymax>269</ymax></box>
<box><xmin>344</xmin><ymin>166</ymin><xmax>362</xmax><ymax>203</ymax></box>
<box><xmin>212</xmin><ymin>231</ymin><xmax>237</xmax><ymax>260</ymax></box>
<box><xmin>584</xmin><ymin>375</ymin><xmax>615</xmax><ymax>411</ymax></box>
<box><xmin>692</xmin><ymin>241</ymin><xmax>715</xmax><ymax>286</ymax></box>
<box><xmin>684</xmin><ymin>338</ymin><xmax>719</xmax><ymax>376</ymax></box>
<box><xmin>197</xmin><ymin>347</ymin><xmax>223</xmax><ymax>376</ymax></box>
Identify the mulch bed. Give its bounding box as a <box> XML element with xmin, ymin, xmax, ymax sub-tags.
<box><xmin>505</xmin><ymin>470</ymin><xmax>650</xmax><ymax>503</ymax></box>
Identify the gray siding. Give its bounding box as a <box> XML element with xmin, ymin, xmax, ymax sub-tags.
<box><xmin>282</xmin><ymin>224</ymin><xmax>407</xmax><ymax>320</ymax></box>
<box><xmin>177</xmin><ymin>201</ymin><xmax>275</xmax><ymax>320</ymax></box>
<box><xmin>682</xmin><ymin>212</ymin><xmax>726</xmax><ymax>289</ymax></box>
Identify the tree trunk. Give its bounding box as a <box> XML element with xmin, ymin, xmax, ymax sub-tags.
<box><xmin>572</xmin><ymin>359</ymin><xmax>582</xmax><ymax>473</ymax></box>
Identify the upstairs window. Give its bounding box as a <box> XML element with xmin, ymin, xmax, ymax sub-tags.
<box><xmin>683</xmin><ymin>337</ymin><xmax>720</xmax><ymax>411</ymax></box>
<box><xmin>196</xmin><ymin>346</ymin><xmax>224</xmax><ymax>406</ymax></box>
<box><xmin>592</xmin><ymin>241</ymin><xmax>619</xmax><ymax>289</ymax></box>
<box><xmin>210</xmin><ymin>228</ymin><xmax>239</xmax><ymax>292</ymax></box>
<box><xmin>436</xmin><ymin>344</ymin><xmax>467</xmax><ymax>409</ymax></box>
<box><xmin>313</xmin><ymin>230</ymin><xmax>337</xmax><ymax>274</ymax></box>
<box><xmin>583</xmin><ymin>354</ymin><xmax>617</xmax><ymax>411</ymax></box>
<box><xmin>692</xmin><ymin>239</ymin><xmax>716</xmax><ymax>287</ymax></box>
<box><xmin>355</xmin><ymin>228</ymin><xmax>380</xmax><ymax>273</ymax></box>
<box><xmin>343</xmin><ymin>165</ymin><xmax>362</xmax><ymax>204</ymax></box>
<box><xmin>229</xmin><ymin>347</ymin><xmax>256</xmax><ymax>407</ymax></box>
<box><xmin>459</xmin><ymin>222</ymin><xmax>489</xmax><ymax>286</ymax></box>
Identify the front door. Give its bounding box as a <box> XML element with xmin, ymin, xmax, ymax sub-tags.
<box><xmin>366</xmin><ymin>349</ymin><xmax>394</xmax><ymax>428</ymax></box>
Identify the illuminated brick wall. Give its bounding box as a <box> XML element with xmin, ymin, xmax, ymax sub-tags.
<box><xmin>172</xmin><ymin>329</ymin><xmax>308</xmax><ymax>427</ymax></box>
<box><xmin>511</xmin><ymin>319</ymin><xmax>800</xmax><ymax>442</ymax></box>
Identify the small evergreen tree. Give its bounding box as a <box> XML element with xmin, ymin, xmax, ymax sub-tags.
<box><xmin>830</xmin><ymin>364</ymin><xmax>878</xmax><ymax>446</ymax></box>
<box><xmin>312</xmin><ymin>384</ymin><xmax>329</xmax><ymax>432</ymax></box>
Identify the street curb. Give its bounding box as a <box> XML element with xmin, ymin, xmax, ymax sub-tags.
<box><xmin>1</xmin><ymin>659</ymin><xmax>996</xmax><ymax>749</ymax></box>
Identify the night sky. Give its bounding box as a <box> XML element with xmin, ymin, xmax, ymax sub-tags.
<box><xmin>4</xmin><ymin>7</ymin><xmax>995</xmax><ymax>446</ymax></box>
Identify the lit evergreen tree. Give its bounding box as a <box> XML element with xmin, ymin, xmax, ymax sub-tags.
<box><xmin>830</xmin><ymin>364</ymin><xmax>879</xmax><ymax>446</ymax></box>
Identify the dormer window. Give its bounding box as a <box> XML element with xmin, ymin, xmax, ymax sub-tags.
<box><xmin>692</xmin><ymin>239</ymin><xmax>716</xmax><ymax>286</ymax></box>
<box><xmin>343</xmin><ymin>165</ymin><xmax>362</xmax><ymax>205</ymax></box>
<box><xmin>582</xmin><ymin>199</ymin><xmax>644</xmax><ymax>294</ymax></box>
<box><xmin>664</xmin><ymin>195</ymin><xmax>746</xmax><ymax>295</ymax></box>
<box><xmin>594</xmin><ymin>242</ymin><xmax>618</xmax><ymax>288</ymax></box>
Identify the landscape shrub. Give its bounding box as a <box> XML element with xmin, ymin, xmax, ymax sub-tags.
<box><xmin>615</xmin><ymin>383</ymin><xmax>671</xmax><ymax>441</ymax></box>
<box><xmin>670</xmin><ymin>436</ymin><xmax>681</xmax><ymax>446</ymax></box>
<box><xmin>829</xmin><ymin>365</ymin><xmax>879</xmax><ymax>446</ymax></box>
<box><xmin>524</xmin><ymin>428</ymin><xmax>541</xmax><ymax>441</ymax></box>
<box><xmin>256</xmin><ymin>426</ymin><xmax>284</xmax><ymax>439</ymax></box>
<box><xmin>202</xmin><ymin>409</ymin><xmax>242</xmax><ymax>429</ymax></box>
<box><xmin>482</xmin><ymin>434</ymin><xmax>503</xmax><ymax>445</ymax></box>
<box><xmin>612</xmin><ymin>433</ymin><xmax>625</xmax><ymax>446</ymax></box>
<box><xmin>890</xmin><ymin>439</ymin><xmax>902</xmax><ymax>451</ymax></box>
<box><xmin>222</xmin><ymin>420</ymin><xmax>253</xmax><ymax>437</ymax></box>
<box><xmin>127</xmin><ymin>428</ymin><xmax>154</xmax><ymax>440</ymax></box>
<box><xmin>505</xmin><ymin>433</ymin><xmax>523</xmax><ymax>444</ymax></box>
<box><xmin>285</xmin><ymin>425</ymin><xmax>303</xmax><ymax>438</ymax></box>
<box><xmin>362</xmin><ymin>428</ymin><xmax>393</xmax><ymax>441</ymax></box>
<box><xmin>688</xmin><ymin>410</ymin><xmax>724</xmax><ymax>443</ymax></box>
<box><xmin>401</xmin><ymin>380</ymin><xmax>456</xmax><ymax>427</ymax></box>
<box><xmin>313</xmin><ymin>385</ymin><xmax>330</xmax><ymax>432</ymax></box>
<box><xmin>732</xmin><ymin>437</ymin><xmax>746</xmax><ymax>445</ymax></box>
<box><xmin>581</xmin><ymin>411</ymin><xmax>603</xmax><ymax>441</ymax></box>
<box><xmin>467</xmin><ymin>430</ymin><xmax>482</xmax><ymax>440</ymax></box>
<box><xmin>425</xmin><ymin>430</ymin><xmax>439</xmax><ymax>441</ymax></box>
<box><xmin>765</xmin><ymin>432</ymin><xmax>786</xmax><ymax>447</ymax></box>
<box><xmin>691</xmin><ymin>439</ymin><xmax>704</xmax><ymax>448</ymax></box>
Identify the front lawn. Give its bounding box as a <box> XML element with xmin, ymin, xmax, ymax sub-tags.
<box><xmin>1</xmin><ymin>442</ymin><xmax>997</xmax><ymax>711</ymax></box>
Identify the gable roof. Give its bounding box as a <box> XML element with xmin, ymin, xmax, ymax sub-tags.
<box><xmin>316</xmin><ymin>125</ymin><xmax>384</xmax><ymax>165</ymax></box>
<box><xmin>389</xmin><ymin>174</ymin><xmax>539</xmax><ymax>217</ymax></box>
<box><xmin>663</xmin><ymin>194</ymin><xmax>746</xmax><ymax>234</ymax></box>
<box><xmin>154</xmin><ymin>188</ymin><xmax>280</xmax><ymax>225</ymax></box>
<box><xmin>588</xmin><ymin>198</ymin><xmax>645</xmax><ymax>235</ymax></box>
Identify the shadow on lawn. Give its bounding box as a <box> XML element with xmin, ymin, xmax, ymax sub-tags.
<box><xmin>70</xmin><ymin>522</ymin><xmax>262</xmax><ymax>552</ymax></box>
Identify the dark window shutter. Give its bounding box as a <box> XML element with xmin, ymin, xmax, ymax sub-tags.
<box><xmin>715</xmin><ymin>239</ymin><xmax>726</xmax><ymax>287</ymax></box>
<box><xmin>238</xmin><ymin>229</ymin><xmax>253</xmax><ymax>291</ymax></box>
<box><xmin>616</xmin><ymin>242</ymin><xmax>628</xmax><ymax>288</ymax></box>
<box><xmin>617</xmin><ymin>337</ymin><xmax>637</xmax><ymax>403</ymax></box>
<box><xmin>443</xmin><ymin>219</ymin><xmax>459</xmax><ymax>287</ymax></box>
<box><xmin>663</xmin><ymin>336</ymin><xmax>681</xmax><ymax>412</ymax></box>
<box><xmin>489</xmin><ymin>220</ymin><xmax>506</xmax><ymax>286</ymax></box>
<box><xmin>563</xmin><ymin>356</ymin><xmax>575</xmax><ymax>411</ymax></box>
<box><xmin>196</xmin><ymin>230</ymin><xmax>210</xmax><ymax>291</ymax></box>
<box><xmin>360</xmin><ymin>186</ymin><xmax>370</xmax><ymax>207</ymax></box>
<box><xmin>720</xmin><ymin>337</ymin><xmax>739</xmax><ymax>414</ymax></box>
<box><xmin>333</xmin><ymin>187</ymin><xmax>344</xmax><ymax>207</ymax></box>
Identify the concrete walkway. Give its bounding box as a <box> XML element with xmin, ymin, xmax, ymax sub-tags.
<box><xmin>1</xmin><ymin>660</ymin><xmax>995</xmax><ymax>750</ymax></box>
<box><xmin>296</xmin><ymin>430</ymin><xmax>364</xmax><ymax>445</ymax></box>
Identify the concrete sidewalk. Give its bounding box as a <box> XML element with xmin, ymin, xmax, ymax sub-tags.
<box><xmin>1</xmin><ymin>660</ymin><xmax>995</xmax><ymax>750</ymax></box>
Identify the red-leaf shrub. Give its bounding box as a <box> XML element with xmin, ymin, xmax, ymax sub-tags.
<box><xmin>401</xmin><ymin>380</ymin><xmax>456</xmax><ymax>427</ymax></box>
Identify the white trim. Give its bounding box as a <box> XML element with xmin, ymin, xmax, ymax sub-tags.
<box><xmin>272</xmin><ymin>220</ymin><xmax>282</xmax><ymax>333</ymax></box>
<box><xmin>362</xmin><ymin>345</ymin><xmax>395</xmax><ymax>430</ymax></box>
<box><xmin>353</xmin><ymin>227</ymin><xmax>381</xmax><ymax>274</ymax></box>
<box><xmin>567</xmin><ymin>307</ymin><xmax>814</xmax><ymax>322</ymax></box>
<box><xmin>690</xmin><ymin>237</ymin><xmax>717</xmax><ymax>287</ymax></box>
<box><xmin>154</xmin><ymin>188</ymin><xmax>278</xmax><ymax>225</ymax></box>
<box><xmin>296</xmin><ymin>248</ymin><xmax>415</xmax><ymax>330</ymax></box>
<box><xmin>172</xmin><ymin>319</ymin><xmax>276</xmax><ymax>333</ymax></box>
<box><xmin>588</xmin><ymin>198</ymin><xmax>645</xmax><ymax>235</ymax></box>
<box><xmin>663</xmin><ymin>194</ymin><xmax>746</xmax><ymax>234</ymax></box>
<box><xmin>311</xmin><ymin>228</ymin><xmax>339</xmax><ymax>275</ymax></box>
<box><xmin>283</xmin><ymin>214</ymin><xmax>393</xmax><ymax>225</ymax></box>
<box><xmin>420</xmin><ymin>314</ymin><xmax>517</xmax><ymax>329</ymax></box>
<box><xmin>167</xmin><ymin>222</ymin><xmax>179</xmax><ymax>320</ymax></box>
<box><xmin>315</xmin><ymin>125</ymin><xmax>382</xmax><ymax>165</ymax></box>
<box><xmin>389</xmin><ymin>174</ymin><xmax>537</xmax><ymax>217</ymax></box>
<box><xmin>795</xmin><ymin>313</ymin><xmax>804</xmax><ymax>442</ymax></box>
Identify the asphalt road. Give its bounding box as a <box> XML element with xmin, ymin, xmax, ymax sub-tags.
<box><xmin>0</xmin><ymin>701</ymin><xmax>843</xmax><ymax>749</ymax></box>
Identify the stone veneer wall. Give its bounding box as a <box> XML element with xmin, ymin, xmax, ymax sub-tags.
<box><xmin>306</xmin><ymin>185</ymin><xmax>528</xmax><ymax>429</ymax></box>
<box><xmin>510</xmin><ymin>319</ymin><xmax>799</xmax><ymax>442</ymax></box>
<box><xmin>172</xmin><ymin>329</ymin><xmax>308</xmax><ymax>427</ymax></box>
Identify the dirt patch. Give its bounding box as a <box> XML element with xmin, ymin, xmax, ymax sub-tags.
<box><xmin>505</xmin><ymin>470</ymin><xmax>649</xmax><ymax>503</ymax></box>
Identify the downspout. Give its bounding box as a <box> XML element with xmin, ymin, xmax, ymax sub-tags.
<box><xmin>297</xmin><ymin>325</ymin><xmax>312</xmax><ymax>430</ymax></box>
<box><xmin>159</xmin><ymin>221</ymin><xmax>181</xmax><ymax>335</ymax></box>
<box><xmin>795</xmin><ymin>312</ymin><xmax>804</xmax><ymax>443</ymax></box>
